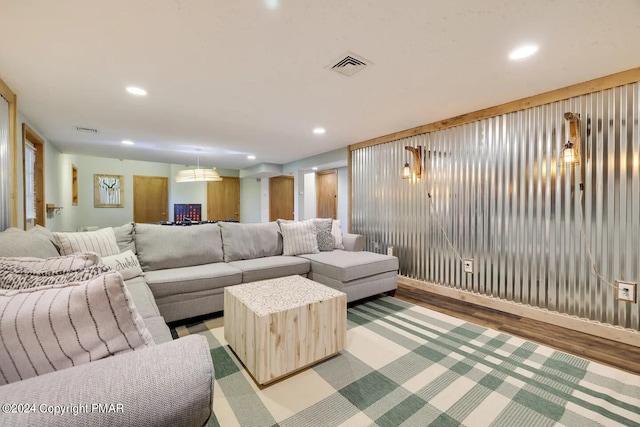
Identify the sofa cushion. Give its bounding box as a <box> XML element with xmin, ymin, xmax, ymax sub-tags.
<box><xmin>144</xmin><ymin>263</ymin><xmax>242</xmax><ymax>298</ymax></box>
<box><xmin>280</xmin><ymin>220</ymin><xmax>319</xmax><ymax>256</ymax></box>
<box><xmin>228</xmin><ymin>256</ymin><xmax>310</xmax><ymax>283</ymax></box>
<box><xmin>135</xmin><ymin>223</ymin><xmax>224</xmax><ymax>271</ymax></box>
<box><xmin>219</xmin><ymin>222</ymin><xmax>283</xmax><ymax>262</ymax></box>
<box><xmin>0</xmin><ymin>228</ymin><xmax>60</xmax><ymax>258</ymax></box>
<box><xmin>102</xmin><ymin>250</ymin><xmax>143</xmax><ymax>280</ymax></box>
<box><xmin>298</xmin><ymin>250</ymin><xmax>399</xmax><ymax>282</ymax></box>
<box><xmin>113</xmin><ymin>222</ymin><xmax>136</xmax><ymax>253</ymax></box>
<box><xmin>124</xmin><ymin>276</ymin><xmax>161</xmax><ymax>319</ymax></box>
<box><xmin>53</xmin><ymin>228</ymin><xmax>120</xmax><ymax>257</ymax></box>
<box><xmin>0</xmin><ymin>271</ymin><xmax>155</xmax><ymax>385</ymax></box>
<box><xmin>142</xmin><ymin>316</ymin><xmax>173</xmax><ymax>345</ymax></box>
<box><xmin>314</xmin><ymin>219</ymin><xmax>334</xmax><ymax>252</ymax></box>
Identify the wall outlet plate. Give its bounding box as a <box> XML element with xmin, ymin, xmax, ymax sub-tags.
<box><xmin>616</xmin><ymin>281</ymin><xmax>637</xmax><ymax>303</ymax></box>
<box><xmin>463</xmin><ymin>259</ymin><xmax>474</xmax><ymax>274</ymax></box>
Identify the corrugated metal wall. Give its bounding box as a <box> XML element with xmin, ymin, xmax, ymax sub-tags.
<box><xmin>352</xmin><ymin>82</ymin><xmax>640</xmax><ymax>330</ymax></box>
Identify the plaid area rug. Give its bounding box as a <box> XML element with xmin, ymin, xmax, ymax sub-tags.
<box><xmin>174</xmin><ymin>297</ymin><xmax>640</xmax><ymax>427</ymax></box>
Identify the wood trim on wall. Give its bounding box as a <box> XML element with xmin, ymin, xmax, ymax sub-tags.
<box><xmin>22</xmin><ymin>124</ymin><xmax>46</xmax><ymax>229</ymax></box>
<box><xmin>399</xmin><ymin>276</ymin><xmax>640</xmax><ymax>348</ymax></box>
<box><xmin>349</xmin><ymin>67</ymin><xmax>640</xmax><ymax>152</ymax></box>
<box><xmin>0</xmin><ymin>78</ymin><xmax>18</xmax><ymax>227</ymax></box>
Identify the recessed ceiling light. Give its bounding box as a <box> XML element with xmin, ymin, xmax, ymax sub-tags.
<box><xmin>126</xmin><ymin>86</ymin><xmax>147</xmax><ymax>96</ymax></box>
<box><xmin>121</xmin><ymin>140</ymin><xmax>134</xmax><ymax>145</ymax></box>
<box><xmin>508</xmin><ymin>44</ymin><xmax>538</xmax><ymax>60</ymax></box>
<box><xmin>312</xmin><ymin>167</ymin><xmax>318</xmax><ymax>170</ymax></box>
<box><xmin>247</xmin><ymin>155</ymin><xmax>256</xmax><ymax>160</ymax></box>
<box><xmin>264</xmin><ymin>0</ymin><xmax>279</xmax><ymax>10</ymax></box>
<box><xmin>313</xmin><ymin>128</ymin><xmax>326</xmax><ymax>135</ymax></box>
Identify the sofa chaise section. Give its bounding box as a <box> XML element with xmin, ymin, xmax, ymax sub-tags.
<box><xmin>299</xmin><ymin>250</ymin><xmax>399</xmax><ymax>302</ymax></box>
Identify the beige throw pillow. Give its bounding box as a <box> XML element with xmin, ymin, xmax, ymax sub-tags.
<box><xmin>53</xmin><ymin>228</ymin><xmax>120</xmax><ymax>257</ymax></box>
<box><xmin>0</xmin><ymin>271</ymin><xmax>155</xmax><ymax>385</ymax></box>
<box><xmin>280</xmin><ymin>220</ymin><xmax>319</xmax><ymax>256</ymax></box>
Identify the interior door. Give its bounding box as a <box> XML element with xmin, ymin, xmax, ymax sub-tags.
<box><xmin>207</xmin><ymin>177</ymin><xmax>240</xmax><ymax>221</ymax></box>
<box><xmin>269</xmin><ymin>175</ymin><xmax>294</xmax><ymax>221</ymax></box>
<box><xmin>133</xmin><ymin>175</ymin><xmax>168</xmax><ymax>223</ymax></box>
<box><xmin>316</xmin><ymin>169</ymin><xmax>337</xmax><ymax>219</ymax></box>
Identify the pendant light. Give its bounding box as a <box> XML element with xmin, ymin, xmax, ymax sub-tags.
<box><xmin>176</xmin><ymin>150</ymin><xmax>222</xmax><ymax>183</ymax></box>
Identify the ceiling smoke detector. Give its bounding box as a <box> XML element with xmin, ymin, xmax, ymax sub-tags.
<box><xmin>75</xmin><ymin>126</ymin><xmax>98</xmax><ymax>133</ymax></box>
<box><xmin>326</xmin><ymin>51</ymin><xmax>371</xmax><ymax>77</ymax></box>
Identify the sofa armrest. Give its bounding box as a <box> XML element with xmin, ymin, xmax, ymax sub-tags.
<box><xmin>342</xmin><ymin>233</ymin><xmax>365</xmax><ymax>252</ymax></box>
<box><xmin>0</xmin><ymin>335</ymin><xmax>213</xmax><ymax>427</ymax></box>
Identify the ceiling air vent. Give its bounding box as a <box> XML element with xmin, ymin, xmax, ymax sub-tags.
<box><xmin>75</xmin><ymin>126</ymin><xmax>98</xmax><ymax>133</ymax></box>
<box><xmin>326</xmin><ymin>52</ymin><xmax>372</xmax><ymax>77</ymax></box>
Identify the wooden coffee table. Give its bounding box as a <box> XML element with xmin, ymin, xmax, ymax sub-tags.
<box><xmin>224</xmin><ymin>275</ymin><xmax>346</xmax><ymax>385</ymax></box>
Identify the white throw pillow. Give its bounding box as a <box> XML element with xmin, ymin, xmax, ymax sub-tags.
<box><xmin>331</xmin><ymin>220</ymin><xmax>344</xmax><ymax>249</ymax></box>
<box><xmin>53</xmin><ymin>228</ymin><xmax>120</xmax><ymax>257</ymax></box>
<box><xmin>0</xmin><ymin>271</ymin><xmax>155</xmax><ymax>385</ymax></box>
<box><xmin>280</xmin><ymin>220</ymin><xmax>320</xmax><ymax>256</ymax></box>
<box><xmin>102</xmin><ymin>250</ymin><xmax>143</xmax><ymax>280</ymax></box>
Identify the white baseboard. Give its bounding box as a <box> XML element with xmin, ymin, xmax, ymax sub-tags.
<box><xmin>398</xmin><ymin>276</ymin><xmax>640</xmax><ymax>348</ymax></box>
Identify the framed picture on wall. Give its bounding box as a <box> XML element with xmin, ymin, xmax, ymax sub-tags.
<box><xmin>94</xmin><ymin>174</ymin><xmax>124</xmax><ymax>208</ymax></box>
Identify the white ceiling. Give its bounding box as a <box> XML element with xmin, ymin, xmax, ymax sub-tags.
<box><xmin>1</xmin><ymin>0</ymin><xmax>639</xmax><ymax>170</ymax></box>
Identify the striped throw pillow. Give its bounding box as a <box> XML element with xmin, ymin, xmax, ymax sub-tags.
<box><xmin>280</xmin><ymin>220</ymin><xmax>319</xmax><ymax>256</ymax></box>
<box><xmin>53</xmin><ymin>228</ymin><xmax>120</xmax><ymax>257</ymax></box>
<box><xmin>0</xmin><ymin>271</ymin><xmax>155</xmax><ymax>385</ymax></box>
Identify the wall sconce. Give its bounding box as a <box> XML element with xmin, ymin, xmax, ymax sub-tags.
<box><xmin>561</xmin><ymin>112</ymin><xmax>581</xmax><ymax>167</ymax></box>
<box><xmin>403</xmin><ymin>146</ymin><xmax>422</xmax><ymax>179</ymax></box>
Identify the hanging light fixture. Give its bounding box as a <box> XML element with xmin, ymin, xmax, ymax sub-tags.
<box><xmin>561</xmin><ymin>112</ymin><xmax>581</xmax><ymax>166</ymax></box>
<box><xmin>176</xmin><ymin>150</ymin><xmax>222</xmax><ymax>183</ymax></box>
<box><xmin>402</xmin><ymin>146</ymin><xmax>423</xmax><ymax>179</ymax></box>
<box><xmin>402</xmin><ymin>162</ymin><xmax>412</xmax><ymax>178</ymax></box>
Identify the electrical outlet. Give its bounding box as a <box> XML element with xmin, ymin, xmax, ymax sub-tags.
<box><xmin>616</xmin><ymin>281</ymin><xmax>637</xmax><ymax>303</ymax></box>
<box><xmin>463</xmin><ymin>259</ymin><xmax>474</xmax><ymax>274</ymax></box>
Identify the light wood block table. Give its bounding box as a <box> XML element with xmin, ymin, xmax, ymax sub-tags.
<box><xmin>224</xmin><ymin>275</ymin><xmax>346</xmax><ymax>385</ymax></box>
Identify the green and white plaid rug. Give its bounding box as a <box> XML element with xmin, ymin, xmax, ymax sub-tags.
<box><xmin>174</xmin><ymin>297</ymin><xmax>640</xmax><ymax>427</ymax></box>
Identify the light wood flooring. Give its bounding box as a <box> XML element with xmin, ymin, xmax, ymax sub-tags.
<box><xmin>394</xmin><ymin>283</ymin><xmax>640</xmax><ymax>376</ymax></box>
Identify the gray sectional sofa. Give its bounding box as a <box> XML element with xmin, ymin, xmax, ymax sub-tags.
<box><xmin>0</xmin><ymin>221</ymin><xmax>398</xmax><ymax>426</ymax></box>
<box><xmin>135</xmin><ymin>221</ymin><xmax>398</xmax><ymax>322</ymax></box>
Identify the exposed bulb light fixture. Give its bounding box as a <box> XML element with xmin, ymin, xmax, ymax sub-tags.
<box><xmin>402</xmin><ymin>146</ymin><xmax>423</xmax><ymax>179</ymax></box>
<box><xmin>508</xmin><ymin>44</ymin><xmax>538</xmax><ymax>60</ymax></box>
<box><xmin>561</xmin><ymin>112</ymin><xmax>581</xmax><ymax>167</ymax></box>
<box><xmin>402</xmin><ymin>163</ymin><xmax>412</xmax><ymax>179</ymax></box>
<box><xmin>176</xmin><ymin>150</ymin><xmax>222</xmax><ymax>183</ymax></box>
<box><xmin>561</xmin><ymin>142</ymin><xmax>578</xmax><ymax>165</ymax></box>
<box><xmin>126</xmin><ymin>86</ymin><xmax>147</xmax><ymax>96</ymax></box>
<box><xmin>121</xmin><ymin>140</ymin><xmax>134</xmax><ymax>145</ymax></box>
<box><xmin>313</xmin><ymin>127</ymin><xmax>326</xmax><ymax>134</ymax></box>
